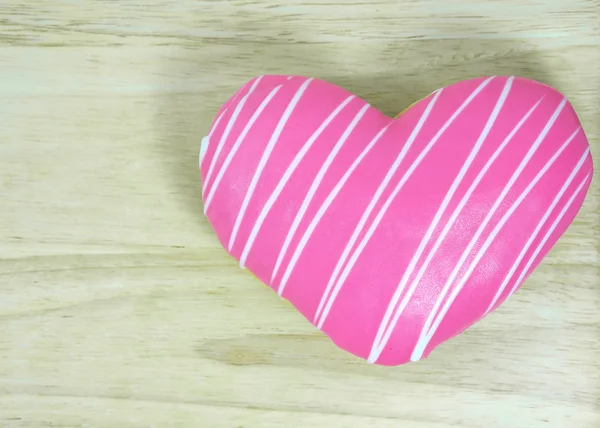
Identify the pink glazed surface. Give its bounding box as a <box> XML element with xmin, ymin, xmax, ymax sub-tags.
<box><xmin>199</xmin><ymin>75</ymin><xmax>593</xmax><ymax>366</ymax></box>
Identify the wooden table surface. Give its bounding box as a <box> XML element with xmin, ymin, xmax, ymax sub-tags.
<box><xmin>1</xmin><ymin>1</ymin><xmax>599</xmax><ymax>427</ymax></box>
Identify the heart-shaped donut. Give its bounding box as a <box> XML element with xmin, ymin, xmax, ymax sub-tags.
<box><xmin>199</xmin><ymin>75</ymin><xmax>593</xmax><ymax>366</ymax></box>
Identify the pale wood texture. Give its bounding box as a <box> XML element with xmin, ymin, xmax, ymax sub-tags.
<box><xmin>1</xmin><ymin>1</ymin><xmax>599</xmax><ymax>427</ymax></box>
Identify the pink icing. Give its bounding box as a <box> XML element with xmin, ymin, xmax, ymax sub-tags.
<box><xmin>200</xmin><ymin>75</ymin><xmax>593</xmax><ymax>366</ymax></box>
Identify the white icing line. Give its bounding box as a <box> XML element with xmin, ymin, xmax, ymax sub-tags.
<box><xmin>311</xmin><ymin>85</ymin><xmax>447</xmax><ymax>325</ymax></box>
<box><xmin>203</xmin><ymin>76</ymin><xmax>263</xmax><ymax>196</ymax></box>
<box><xmin>368</xmin><ymin>95</ymin><xmax>544</xmax><ymax>363</ymax></box>
<box><xmin>200</xmin><ymin>108</ymin><xmax>230</xmax><ymax>173</ymax></box>
<box><xmin>200</xmin><ymin>135</ymin><xmax>210</xmax><ymax>168</ymax></box>
<box><xmin>208</xmin><ymin>108</ymin><xmax>228</xmax><ymax>137</ymax></box>
<box><xmin>239</xmin><ymin>94</ymin><xmax>357</xmax><ymax>268</ymax></box>
<box><xmin>367</xmin><ymin>76</ymin><xmax>515</xmax><ymax>362</ymax></box>
<box><xmin>229</xmin><ymin>79</ymin><xmax>252</xmax><ymax>106</ymax></box>
<box><xmin>276</xmin><ymin>124</ymin><xmax>391</xmax><ymax>296</ymax></box>
<box><xmin>316</xmin><ymin>77</ymin><xmax>495</xmax><ymax>329</ymax></box>
<box><xmin>410</xmin><ymin>119</ymin><xmax>578</xmax><ymax>362</ymax></box>
<box><xmin>264</xmin><ymin>97</ymin><xmax>363</xmax><ymax>277</ymax></box>
<box><xmin>228</xmin><ymin>78</ymin><xmax>314</xmax><ymax>252</ymax></box>
<box><xmin>203</xmin><ymin>85</ymin><xmax>283</xmax><ymax>213</ymax></box>
<box><xmin>506</xmin><ymin>157</ymin><xmax>590</xmax><ymax>299</ymax></box>
<box><xmin>485</xmin><ymin>139</ymin><xmax>586</xmax><ymax>315</ymax></box>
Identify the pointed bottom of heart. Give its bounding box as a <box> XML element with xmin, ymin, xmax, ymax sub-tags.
<box><xmin>242</xmin><ymin>267</ymin><xmax>441</xmax><ymax>366</ymax></box>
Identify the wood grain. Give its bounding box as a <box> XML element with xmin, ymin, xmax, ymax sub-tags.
<box><xmin>1</xmin><ymin>1</ymin><xmax>599</xmax><ymax>427</ymax></box>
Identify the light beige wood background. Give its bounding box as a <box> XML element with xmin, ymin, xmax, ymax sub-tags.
<box><xmin>1</xmin><ymin>1</ymin><xmax>599</xmax><ymax>427</ymax></box>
